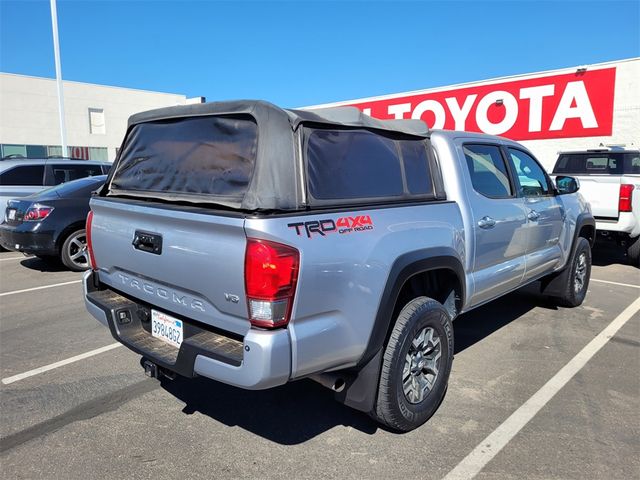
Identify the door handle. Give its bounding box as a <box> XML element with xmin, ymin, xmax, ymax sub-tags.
<box><xmin>527</xmin><ymin>210</ymin><xmax>541</xmax><ymax>221</ymax></box>
<box><xmin>477</xmin><ymin>216</ymin><xmax>496</xmax><ymax>229</ymax></box>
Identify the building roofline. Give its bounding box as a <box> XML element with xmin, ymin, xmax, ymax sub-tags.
<box><xmin>0</xmin><ymin>71</ymin><xmax>187</xmax><ymax>98</ymax></box>
<box><xmin>302</xmin><ymin>57</ymin><xmax>640</xmax><ymax>109</ymax></box>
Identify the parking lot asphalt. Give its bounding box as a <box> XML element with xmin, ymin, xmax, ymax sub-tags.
<box><xmin>0</xmin><ymin>245</ymin><xmax>638</xmax><ymax>480</ymax></box>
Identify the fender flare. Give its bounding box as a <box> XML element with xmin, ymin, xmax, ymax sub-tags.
<box><xmin>359</xmin><ymin>246</ymin><xmax>465</xmax><ymax>369</ymax></box>
<box><xmin>573</xmin><ymin>212</ymin><xmax>596</xmax><ymax>248</ymax></box>
<box><xmin>336</xmin><ymin>247</ymin><xmax>465</xmax><ymax>413</ymax></box>
<box><xmin>540</xmin><ymin>212</ymin><xmax>595</xmax><ymax>297</ymax></box>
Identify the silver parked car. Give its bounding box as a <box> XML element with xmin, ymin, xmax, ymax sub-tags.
<box><xmin>0</xmin><ymin>157</ymin><xmax>111</xmax><ymax>218</ymax></box>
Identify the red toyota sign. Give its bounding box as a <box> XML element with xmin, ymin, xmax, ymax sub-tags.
<box><xmin>347</xmin><ymin>67</ymin><xmax>616</xmax><ymax>141</ymax></box>
<box><xmin>69</xmin><ymin>146</ymin><xmax>89</xmax><ymax>160</ymax></box>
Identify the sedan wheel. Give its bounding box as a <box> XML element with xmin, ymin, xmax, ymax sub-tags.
<box><xmin>61</xmin><ymin>229</ymin><xmax>90</xmax><ymax>271</ymax></box>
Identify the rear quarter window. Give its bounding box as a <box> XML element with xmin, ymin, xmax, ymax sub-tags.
<box><xmin>305</xmin><ymin>128</ymin><xmax>435</xmax><ymax>202</ymax></box>
<box><xmin>0</xmin><ymin>165</ymin><xmax>45</xmax><ymax>186</ymax></box>
<box><xmin>624</xmin><ymin>153</ymin><xmax>640</xmax><ymax>174</ymax></box>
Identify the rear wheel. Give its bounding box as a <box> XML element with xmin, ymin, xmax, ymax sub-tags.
<box><xmin>373</xmin><ymin>297</ymin><xmax>453</xmax><ymax>432</ymax></box>
<box><xmin>60</xmin><ymin>229</ymin><xmax>90</xmax><ymax>271</ymax></box>
<box><xmin>626</xmin><ymin>236</ymin><xmax>640</xmax><ymax>267</ymax></box>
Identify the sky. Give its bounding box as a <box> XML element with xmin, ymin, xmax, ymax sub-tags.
<box><xmin>1</xmin><ymin>0</ymin><xmax>638</xmax><ymax>107</ymax></box>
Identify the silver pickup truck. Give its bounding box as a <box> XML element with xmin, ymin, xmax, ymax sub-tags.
<box><xmin>83</xmin><ymin>101</ymin><xmax>594</xmax><ymax>431</ymax></box>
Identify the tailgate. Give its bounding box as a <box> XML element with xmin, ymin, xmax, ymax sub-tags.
<box><xmin>577</xmin><ymin>176</ymin><xmax>620</xmax><ymax>218</ymax></box>
<box><xmin>90</xmin><ymin>198</ymin><xmax>249</xmax><ymax>335</ymax></box>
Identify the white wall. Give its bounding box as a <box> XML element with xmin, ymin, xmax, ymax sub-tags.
<box><xmin>520</xmin><ymin>59</ymin><xmax>639</xmax><ymax>169</ymax></box>
<box><xmin>0</xmin><ymin>73</ymin><xmax>189</xmax><ymax>161</ymax></box>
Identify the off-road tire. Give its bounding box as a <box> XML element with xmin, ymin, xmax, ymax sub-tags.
<box><xmin>373</xmin><ymin>296</ymin><xmax>453</xmax><ymax>432</ymax></box>
<box><xmin>555</xmin><ymin>237</ymin><xmax>592</xmax><ymax>307</ymax></box>
<box><xmin>626</xmin><ymin>236</ymin><xmax>640</xmax><ymax>267</ymax></box>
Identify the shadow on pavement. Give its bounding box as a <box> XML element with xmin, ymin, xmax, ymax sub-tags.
<box><xmin>159</xmin><ymin>285</ymin><xmax>563</xmax><ymax>443</ymax></box>
<box><xmin>19</xmin><ymin>256</ymin><xmax>68</xmax><ymax>272</ymax></box>
<box><xmin>453</xmin><ymin>284</ymin><xmax>556</xmax><ymax>354</ymax></box>
<box><xmin>591</xmin><ymin>239</ymin><xmax>634</xmax><ymax>267</ymax></box>
<box><xmin>160</xmin><ymin>375</ymin><xmax>378</xmax><ymax>444</ymax></box>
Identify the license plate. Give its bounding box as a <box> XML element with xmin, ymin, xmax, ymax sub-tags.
<box><xmin>7</xmin><ymin>209</ymin><xmax>16</xmax><ymax>221</ymax></box>
<box><xmin>151</xmin><ymin>310</ymin><xmax>183</xmax><ymax>349</ymax></box>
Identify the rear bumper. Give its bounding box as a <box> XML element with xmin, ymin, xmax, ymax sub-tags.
<box><xmin>595</xmin><ymin>212</ymin><xmax>639</xmax><ymax>238</ymax></box>
<box><xmin>0</xmin><ymin>223</ymin><xmax>58</xmax><ymax>255</ymax></box>
<box><xmin>83</xmin><ymin>271</ymin><xmax>291</xmax><ymax>390</ymax></box>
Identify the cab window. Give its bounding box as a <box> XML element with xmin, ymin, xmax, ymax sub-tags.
<box><xmin>463</xmin><ymin>144</ymin><xmax>512</xmax><ymax>198</ymax></box>
<box><xmin>50</xmin><ymin>164</ymin><xmax>103</xmax><ymax>185</ymax></box>
<box><xmin>508</xmin><ymin>148</ymin><xmax>552</xmax><ymax>197</ymax></box>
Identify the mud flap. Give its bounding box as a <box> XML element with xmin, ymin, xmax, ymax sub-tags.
<box><xmin>334</xmin><ymin>350</ymin><xmax>383</xmax><ymax>413</ymax></box>
<box><xmin>539</xmin><ymin>266</ymin><xmax>571</xmax><ymax>297</ymax></box>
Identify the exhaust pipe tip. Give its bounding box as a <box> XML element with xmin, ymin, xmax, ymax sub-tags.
<box><xmin>310</xmin><ymin>373</ymin><xmax>346</xmax><ymax>393</ymax></box>
<box><xmin>333</xmin><ymin>378</ymin><xmax>346</xmax><ymax>393</ymax></box>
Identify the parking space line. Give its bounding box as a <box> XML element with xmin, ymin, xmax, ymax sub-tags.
<box><xmin>0</xmin><ymin>256</ymin><xmax>25</xmax><ymax>262</ymax></box>
<box><xmin>442</xmin><ymin>296</ymin><xmax>640</xmax><ymax>480</ymax></box>
<box><xmin>591</xmin><ymin>278</ymin><xmax>640</xmax><ymax>289</ymax></box>
<box><xmin>0</xmin><ymin>280</ymin><xmax>82</xmax><ymax>297</ymax></box>
<box><xmin>1</xmin><ymin>343</ymin><xmax>122</xmax><ymax>385</ymax></box>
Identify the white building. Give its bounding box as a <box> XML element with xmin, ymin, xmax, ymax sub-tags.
<box><xmin>306</xmin><ymin>58</ymin><xmax>639</xmax><ymax>170</ymax></box>
<box><xmin>0</xmin><ymin>73</ymin><xmax>202</xmax><ymax>161</ymax></box>
<box><xmin>2</xmin><ymin>58</ymin><xmax>638</xmax><ymax>170</ymax></box>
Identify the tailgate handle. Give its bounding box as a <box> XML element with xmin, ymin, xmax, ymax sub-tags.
<box><xmin>132</xmin><ymin>231</ymin><xmax>162</xmax><ymax>255</ymax></box>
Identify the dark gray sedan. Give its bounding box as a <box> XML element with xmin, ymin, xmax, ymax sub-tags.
<box><xmin>0</xmin><ymin>175</ymin><xmax>106</xmax><ymax>271</ymax></box>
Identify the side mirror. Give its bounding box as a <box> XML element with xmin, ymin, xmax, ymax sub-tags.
<box><xmin>555</xmin><ymin>175</ymin><xmax>580</xmax><ymax>195</ymax></box>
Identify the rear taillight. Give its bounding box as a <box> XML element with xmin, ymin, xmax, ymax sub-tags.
<box><xmin>23</xmin><ymin>204</ymin><xmax>54</xmax><ymax>221</ymax></box>
<box><xmin>619</xmin><ymin>184</ymin><xmax>634</xmax><ymax>213</ymax></box>
<box><xmin>244</xmin><ymin>238</ymin><xmax>299</xmax><ymax>329</ymax></box>
<box><xmin>86</xmin><ymin>210</ymin><xmax>97</xmax><ymax>270</ymax></box>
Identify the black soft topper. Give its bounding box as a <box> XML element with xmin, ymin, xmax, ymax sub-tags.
<box><xmin>107</xmin><ymin>100</ymin><xmax>429</xmax><ymax>211</ymax></box>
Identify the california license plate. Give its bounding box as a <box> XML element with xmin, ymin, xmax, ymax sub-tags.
<box><xmin>151</xmin><ymin>310</ymin><xmax>183</xmax><ymax>349</ymax></box>
<box><xmin>7</xmin><ymin>209</ymin><xmax>16</xmax><ymax>221</ymax></box>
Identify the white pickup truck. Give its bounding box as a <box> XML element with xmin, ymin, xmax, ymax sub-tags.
<box><xmin>553</xmin><ymin>148</ymin><xmax>640</xmax><ymax>266</ymax></box>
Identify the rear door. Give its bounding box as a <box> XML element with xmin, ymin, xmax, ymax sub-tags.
<box><xmin>508</xmin><ymin>148</ymin><xmax>564</xmax><ymax>280</ymax></box>
<box><xmin>461</xmin><ymin>143</ymin><xmax>527</xmax><ymax>307</ymax></box>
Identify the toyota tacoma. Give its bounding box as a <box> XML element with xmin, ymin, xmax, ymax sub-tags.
<box><xmin>83</xmin><ymin>101</ymin><xmax>594</xmax><ymax>431</ymax></box>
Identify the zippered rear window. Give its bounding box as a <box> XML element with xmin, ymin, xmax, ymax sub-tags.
<box><xmin>304</xmin><ymin>127</ymin><xmax>437</xmax><ymax>204</ymax></box>
<box><xmin>109</xmin><ymin>115</ymin><xmax>258</xmax><ymax>202</ymax></box>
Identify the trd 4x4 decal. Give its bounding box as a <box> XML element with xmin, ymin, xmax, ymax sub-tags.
<box><xmin>288</xmin><ymin>215</ymin><xmax>374</xmax><ymax>238</ymax></box>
